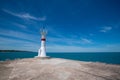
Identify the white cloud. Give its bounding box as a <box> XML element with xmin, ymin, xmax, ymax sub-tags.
<box><xmin>46</xmin><ymin>45</ymin><xmax>88</xmax><ymax>52</ymax></box>
<box><xmin>47</xmin><ymin>27</ymin><xmax>93</xmax><ymax>45</ymax></box>
<box><xmin>100</xmin><ymin>26</ymin><xmax>112</xmax><ymax>32</ymax></box>
<box><xmin>0</xmin><ymin>28</ymin><xmax>39</xmax><ymax>42</ymax></box>
<box><xmin>2</xmin><ymin>9</ymin><xmax>46</xmax><ymax>21</ymax></box>
<box><xmin>80</xmin><ymin>38</ymin><xmax>92</xmax><ymax>44</ymax></box>
<box><xmin>47</xmin><ymin>36</ymin><xmax>93</xmax><ymax>46</ymax></box>
<box><xmin>46</xmin><ymin>44</ymin><xmax>120</xmax><ymax>52</ymax></box>
<box><xmin>13</xmin><ymin>23</ymin><xmax>27</xmax><ymax>29</ymax></box>
<box><xmin>0</xmin><ymin>37</ymin><xmax>39</xmax><ymax>51</ymax></box>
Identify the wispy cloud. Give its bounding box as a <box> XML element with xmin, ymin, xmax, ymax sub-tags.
<box><xmin>47</xmin><ymin>36</ymin><xmax>93</xmax><ymax>46</ymax></box>
<box><xmin>47</xmin><ymin>27</ymin><xmax>93</xmax><ymax>45</ymax></box>
<box><xmin>46</xmin><ymin>45</ymin><xmax>92</xmax><ymax>52</ymax></box>
<box><xmin>0</xmin><ymin>36</ymin><xmax>39</xmax><ymax>51</ymax></box>
<box><xmin>13</xmin><ymin>23</ymin><xmax>27</xmax><ymax>29</ymax></box>
<box><xmin>80</xmin><ymin>38</ymin><xmax>92</xmax><ymax>44</ymax></box>
<box><xmin>0</xmin><ymin>28</ymin><xmax>39</xmax><ymax>42</ymax></box>
<box><xmin>47</xmin><ymin>44</ymin><xmax>120</xmax><ymax>52</ymax></box>
<box><xmin>100</xmin><ymin>26</ymin><xmax>112</xmax><ymax>32</ymax></box>
<box><xmin>2</xmin><ymin>9</ymin><xmax>46</xmax><ymax>21</ymax></box>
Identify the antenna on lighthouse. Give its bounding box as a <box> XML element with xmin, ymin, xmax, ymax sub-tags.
<box><xmin>40</xmin><ymin>27</ymin><xmax>47</xmax><ymax>36</ymax></box>
<box><xmin>35</xmin><ymin>27</ymin><xmax>49</xmax><ymax>58</ymax></box>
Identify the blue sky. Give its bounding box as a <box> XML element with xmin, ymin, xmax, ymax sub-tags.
<box><xmin>0</xmin><ymin>0</ymin><xmax>120</xmax><ymax>52</ymax></box>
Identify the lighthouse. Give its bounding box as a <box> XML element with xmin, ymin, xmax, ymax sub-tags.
<box><xmin>36</xmin><ymin>28</ymin><xmax>47</xmax><ymax>58</ymax></box>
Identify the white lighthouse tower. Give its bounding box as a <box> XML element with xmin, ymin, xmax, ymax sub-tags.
<box><xmin>36</xmin><ymin>28</ymin><xmax>48</xmax><ymax>58</ymax></box>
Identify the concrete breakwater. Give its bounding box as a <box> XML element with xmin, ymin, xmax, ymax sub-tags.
<box><xmin>0</xmin><ymin>58</ymin><xmax>120</xmax><ymax>80</ymax></box>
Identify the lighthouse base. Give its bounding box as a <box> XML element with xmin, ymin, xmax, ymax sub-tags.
<box><xmin>35</xmin><ymin>56</ymin><xmax>51</xmax><ymax>59</ymax></box>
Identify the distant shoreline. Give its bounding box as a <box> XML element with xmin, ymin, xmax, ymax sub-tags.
<box><xmin>0</xmin><ymin>50</ymin><xmax>32</xmax><ymax>52</ymax></box>
<box><xmin>0</xmin><ymin>50</ymin><xmax>120</xmax><ymax>53</ymax></box>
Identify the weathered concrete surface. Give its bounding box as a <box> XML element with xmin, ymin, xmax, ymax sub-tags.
<box><xmin>0</xmin><ymin>58</ymin><xmax>120</xmax><ymax>80</ymax></box>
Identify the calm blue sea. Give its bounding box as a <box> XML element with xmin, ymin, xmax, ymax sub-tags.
<box><xmin>0</xmin><ymin>52</ymin><xmax>120</xmax><ymax>64</ymax></box>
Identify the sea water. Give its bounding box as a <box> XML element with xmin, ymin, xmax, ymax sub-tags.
<box><xmin>0</xmin><ymin>52</ymin><xmax>120</xmax><ymax>64</ymax></box>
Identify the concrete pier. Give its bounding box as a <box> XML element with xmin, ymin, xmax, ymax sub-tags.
<box><xmin>0</xmin><ymin>58</ymin><xmax>120</xmax><ymax>80</ymax></box>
